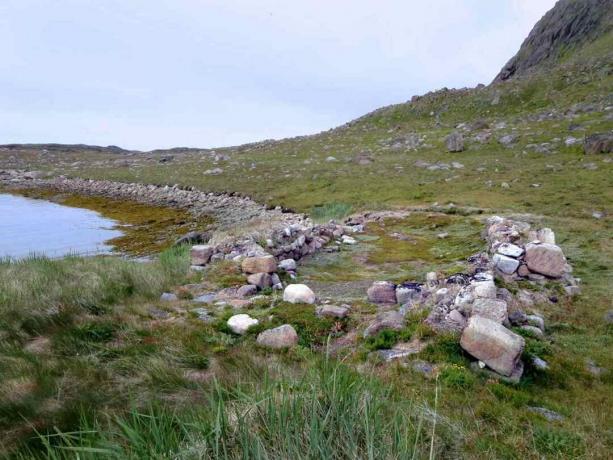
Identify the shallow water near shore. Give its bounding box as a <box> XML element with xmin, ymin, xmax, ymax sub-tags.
<box><xmin>0</xmin><ymin>193</ymin><xmax>123</xmax><ymax>259</ymax></box>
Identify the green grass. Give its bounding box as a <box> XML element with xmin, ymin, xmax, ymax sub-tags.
<box><xmin>15</xmin><ymin>358</ymin><xmax>447</xmax><ymax>459</ymax></box>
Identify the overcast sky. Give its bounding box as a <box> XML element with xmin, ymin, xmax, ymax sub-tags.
<box><xmin>0</xmin><ymin>0</ymin><xmax>557</xmax><ymax>151</ymax></box>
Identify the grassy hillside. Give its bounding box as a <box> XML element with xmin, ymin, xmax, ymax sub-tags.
<box><xmin>0</xmin><ymin>14</ymin><xmax>612</xmax><ymax>460</ymax></box>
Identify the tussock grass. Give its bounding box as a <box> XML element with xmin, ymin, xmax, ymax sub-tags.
<box><xmin>17</xmin><ymin>357</ymin><xmax>450</xmax><ymax>459</ymax></box>
<box><xmin>0</xmin><ymin>246</ymin><xmax>189</xmax><ymax>322</ymax></box>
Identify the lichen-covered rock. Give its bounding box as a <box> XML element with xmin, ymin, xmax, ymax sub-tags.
<box><xmin>446</xmin><ymin>131</ymin><xmax>465</xmax><ymax>152</ymax></box>
<box><xmin>191</xmin><ymin>245</ymin><xmax>213</xmax><ymax>266</ymax></box>
<box><xmin>524</xmin><ymin>242</ymin><xmax>567</xmax><ymax>278</ymax></box>
<box><xmin>256</xmin><ymin>324</ymin><xmax>298</xmax><ymax>349</ymax></box>
<box><xmin>460</xmin><ymin>316</ymin><xmax>524</xmax><ymax>377</ymax></box>
<box><xmin>241</xmin><ymin>255</ymin><xmax>278</xmax><ymax>274</ymax></box>
<box><xmin>367</xmin><ymin>281</ymin><xmax>397</xmax><ymax>304</ymax></box>
<box><xmin>470</xmin><ymin>298</ymin><xmax>508</xmax><ymax>324</ymax></box>
<box><xmin>227</xmin><ymin>314</ymin><xmax>259</xmax><ymax>335</ymax></box>
<box><xmin>283</xmin><ymin>284</ymin><xmax>316</xmax><ymax>304</ymax></box>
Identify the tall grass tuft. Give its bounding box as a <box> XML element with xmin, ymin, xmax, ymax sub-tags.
<box><xmin>310</xmin><ymin>202</ymin><xmax>353</xmax><ymax>223</ymax></box>
<box><xmin>18</xmin><ymin>357</ymin><xmax>450</xmax><ymax>459</ymax></box>
<box><xmin>0</xmin><ymin>246</ymin><xmax>190</xmax><ymax>330</ymax></box>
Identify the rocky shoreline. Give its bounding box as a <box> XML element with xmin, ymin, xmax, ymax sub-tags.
<box><xmin>0</xmin><ymin>169</ymin><xmax>356</xmax><ymax>262</ymax></box>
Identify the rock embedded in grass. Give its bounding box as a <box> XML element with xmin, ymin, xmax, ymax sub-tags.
<box><xmin>283</xmin><ymin>284</ymin><xmax>316</xmax><ymax>304</ymax></box>
<box><xmin>160</xmin><ymin>292</ymin><xmax>178</xmax><ymax>302</ymax></box>
<box><xmin>445</xmin><ymin>131</ymin><xmax>465</xmax><ymax>152</ymax></box>
<box><xmin>256</xmin><ymin>324</ymin><xmax>298</xmax><ymax>349</ymax></box>
<box><xmin>227</xmin><ymin>314</ymin><xmax>259</xmax><ymax>335</ymax></box>
<box><xmin>316</xmin><ymin>304</ymin><xmax>350</xmax><ymax>318</ymax></box>
<box><xmin>363</xmin><ymin>311</ymin><xmax>405</xmax><ymax>337</ymax></box>
<box><xmin>460</xmin><ymin>315</ymin><xmax>525</xmax><ymax>377</ymax></box>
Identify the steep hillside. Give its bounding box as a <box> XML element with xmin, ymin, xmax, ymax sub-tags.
<box><xmin>495</xmin><ymin>0</ymin><xmax>613</xmax><ymax>81</ymax></box>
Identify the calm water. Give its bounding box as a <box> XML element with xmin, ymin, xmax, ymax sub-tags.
<box><xmin>0</xmin><ymin>193</ymin><xmax>124</xmax><ymax>259</ymax></box>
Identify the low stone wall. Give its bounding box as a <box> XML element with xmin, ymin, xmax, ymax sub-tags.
<box><xmin>1</xmin><ymin>169</ymin><xmax>358</xmax><ymax>263</ymax></box>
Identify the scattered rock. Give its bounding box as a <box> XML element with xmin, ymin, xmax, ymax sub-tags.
<box><xmin>446</xmin><ymin>131</ymin><xmax>465</xmax><ymax>152</ymax></box>
<box><xmin>227</xmin><ymin>314</ymin><xmax>259</xmax><ymax>335</ymax></box>
<box><xmin>283</xmin><ymin>284</ymin><xmax>316</xmax><ymax>304</ymax></box>
<box><xmin>363</xmin><ymin>311</ymin><xmax>405</xmax><ymax>337</ymax></box>
<box><xmin>256</xmin><ymin>324</ymin><xmax>298</xmax><ymax>349</ymax></box>
<box><xmin>237</xmin><ymin>284</ymin><xmax>258</xmax><ymax>297</ymax></box>
<box><xmin>528</xmin><ymin>407</ymin><xmax>565</xmax><ymax>422</ymax></box>
<box><xmin>460</xmin><ymin>316</ymin><xmax>524</xmax><ymax>377</ymax></box>
<box><xmin>160</xmin><ymin>292</ymin><xmax>178</xmax><ymax>302</ymax></box>
<box><xmin>498</xmin><ymin>134</ymin><xmax>519</xmax><ymax>146</ymax></box>
<box><xmin>584</xmin><ymin>132</ymin><xmax>613</xmax><ymax>154</ymax></box>
<box><xmin>148</xmin><ymin>307</ymin><xmax>170</xmax><ymax>319</ymax></box>
<box><xmin>521</xmin><ymin>325</ymin><xmax>544</xmax><ymax>339</ymax></box>
<box><xmin>531</xmin><ymin>356</ymin><xmax>549</xmax><ymax>370</ymax></box>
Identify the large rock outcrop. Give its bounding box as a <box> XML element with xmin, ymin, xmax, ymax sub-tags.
<box><xmin>494</xmin><ymin>0</ymin><xmax>613</xmax><ymax>82</ymax></box>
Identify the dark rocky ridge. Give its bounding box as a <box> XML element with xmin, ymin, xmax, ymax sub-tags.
<box><xmin>494</xmin><ymin>0</ymin><xmax>613</xmax><ymax>82</ymax></box>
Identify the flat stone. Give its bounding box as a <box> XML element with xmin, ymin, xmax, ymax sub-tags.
<box><xmin>460</xmin><ymin>316</ymin><xmax>524</xmax><ymax>377</ymax></box>
<box><xmin>241</xmin><ymin>255</ymin><xmax>277</xmax><ymax>274</ymax></box>
<box><xmin>227</xmin><ymin>314</ymin><xmax>259</xmax><ymax>335</ymax></box>
<box><xmin>316</xmin><ymin>305</ymin><xmax>350</xmax><ymax>318</ymax></box>
<box><xmin>471</xmin><ymin>298</ymin><xmax>508</xmax><ymax>324</ymax></box>
<box><xmin>520</xmin><ymin>325</ymin><xmax>544</xmax><ymax>339</ymax></box>
<box><xmin>256</xmin><ymin>324</ymin><xmax>298</xmax><ymax>349</ymax></box>
<box><xmin>283</xmin><ymin>284</ymin><xmax>316</xmax><ymax>304</ymax></box>
<box><xmin>493</xmin><ymin>254</ymin><xmax>520</xmax><ymax>274</ymax></box>
<box><xmin>524</xmin><ymin>243</ymin><xmax>567</xmax><ymax>278</ymax></box>
<box><xmin>496</xmin><ymin>243</ymin><xmax>524</xmax><ymax>258</ymax></box>
<box><xmin>193</xmin><ymin>293</ymin><xmax>216</xmax><ymax>304</ymax></box>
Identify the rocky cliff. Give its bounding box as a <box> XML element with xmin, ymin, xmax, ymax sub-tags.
<box><xmin>494</xmin><ymin>0</ymin><xmax>613</xmax><ymax>82</ymax></box>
